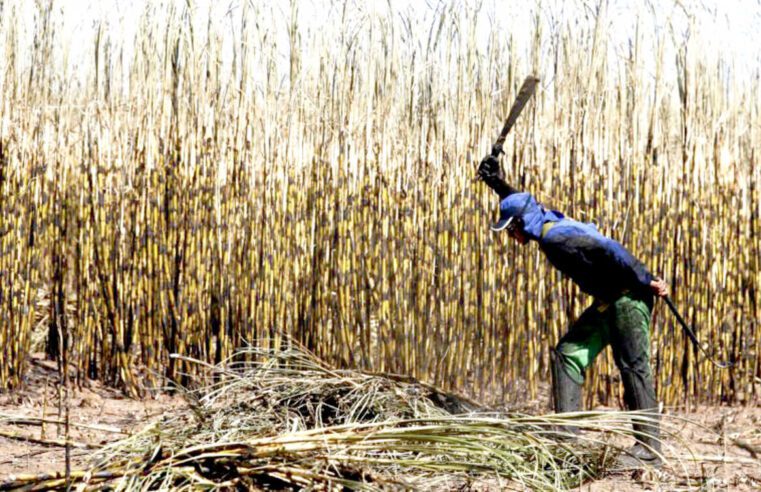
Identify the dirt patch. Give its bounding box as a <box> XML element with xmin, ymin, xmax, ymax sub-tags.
<box><xmin>505</xmin><ymin>382</ymin><xmax>761</xmax><ymax>491</ymax></box>
<box><xmin>0</xmin><ymin>354</ymin><xmax>182</xmax><ymax>477</ymax></box>
<box><xmin>587</xmin><ymin>405</ymin><xmax>761</xmax><ymax>491</ymax></box>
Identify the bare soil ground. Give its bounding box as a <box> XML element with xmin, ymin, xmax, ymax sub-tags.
<box><xmin>586</xmin><ymin>406</ymin><xmax>761</xmax><ymax>491</ymax></box>
<box><xmin>0</xmin><ymin>355</ymin><xmax>184</xmax><ymax>478</ymax></box>
<box><xmin>1</xmin><ymin>357</ymin><xmax>759</xmax><ymax>490</ymax></box>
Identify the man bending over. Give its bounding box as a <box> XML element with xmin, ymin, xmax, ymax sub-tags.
<box><xmin>479</xmin><ymin>152</ymin><xmax>668</xmax><ymax>469</ymax></box>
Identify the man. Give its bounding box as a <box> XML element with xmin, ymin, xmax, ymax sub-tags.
<box><xmin>478</xmin><ymin>151</ymin><xmax>668</xmax><ymax>469</ymax></box>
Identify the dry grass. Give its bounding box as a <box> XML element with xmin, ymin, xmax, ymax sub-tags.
<box><xmin>0</xmin><ymin>0</ymin><xmax>758</xmax><ymax>410</ymax></box>
<box><xmin>0</xmin><ymin>344</ymin><xmax>678</xmax><ymax>491</ymax></box>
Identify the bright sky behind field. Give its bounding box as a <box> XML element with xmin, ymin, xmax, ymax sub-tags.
<box><xmin>6</xmin><ymin>0</ymin><xmax>761</xmax><ymax>87</ymax></box>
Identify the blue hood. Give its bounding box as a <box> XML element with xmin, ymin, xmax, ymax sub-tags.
<box><xmin>492</xmin><ymin>192</ymin><xmax>564</xmax><ymax>240</ymax></box>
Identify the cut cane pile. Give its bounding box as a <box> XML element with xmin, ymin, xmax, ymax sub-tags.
<box><xmin>1</xmin><ymin>345</ymin><xmax>675</xmax><ymax>491</ymax></box>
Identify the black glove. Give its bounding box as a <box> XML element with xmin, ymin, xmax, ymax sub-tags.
<box><xmin>477</xmin><ymin>153</ymin><xmax>518</xmax><ymax>199</ymax></box>
<box><xmin>477</xmin><ymin>154</ymin><xmax>504</xmax><ymax>182</ymax></box>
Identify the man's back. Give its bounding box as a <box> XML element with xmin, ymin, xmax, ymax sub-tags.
<box><xmin>539</xmin><ymin>219</ymin><xmax>654</xmax><ymax>303</ymax></box>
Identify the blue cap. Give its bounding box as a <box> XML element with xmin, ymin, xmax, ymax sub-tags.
<box><xmin>490</xmin><ymin>192</ymin><xmax>533</xmax><ymax>232</ymax></box>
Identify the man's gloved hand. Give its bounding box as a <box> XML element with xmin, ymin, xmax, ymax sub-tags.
<box><xmin>477</xmin><ymin>154</ymin><xmax>504</xmax><ymax>183</ymax></box>
<box><xmin>477</xmin><ymin>152</ymin><xmax>518</xmax><ymax>199</ymax></box>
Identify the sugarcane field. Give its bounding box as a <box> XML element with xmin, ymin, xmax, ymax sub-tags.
<box><xmin>1</xmin><ymin>0</ymin><xmax>761</xmax><ymax>490</ymax></box>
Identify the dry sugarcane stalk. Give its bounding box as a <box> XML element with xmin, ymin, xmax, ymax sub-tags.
<box><xmin>0</xmin><ymin>430</ymin><xmax>97</xmax><ymax>450</ymax></box>
<box><xmin>0</xmin><ymin>1</ymin><xmax>757</xmax><ymax>409</ymax></box>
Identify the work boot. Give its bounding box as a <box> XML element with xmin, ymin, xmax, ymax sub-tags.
<box><xmin>550</xmin><ymin>349</ymin><xmax>583</xmax><ymax>440</ymax></box>
<box><xmin>613</xmin><ymin>370</ymin><xmax>662</xmax><ymax>470</ymax></box>
<box><xmin>614</xmin><ymin>441</ymin><xmax>661</xmax><ymax>470</ymax></box>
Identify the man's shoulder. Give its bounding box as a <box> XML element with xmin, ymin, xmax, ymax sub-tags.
<box><xmin>543</xmin><ymin>219</ymin><xmax>603</xmax><ymax>241</ymax></box>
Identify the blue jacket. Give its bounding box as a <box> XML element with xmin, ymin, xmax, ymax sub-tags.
<box><xmin>498</xmin><ymin>193</ymin><xmax>654</xmax><ymax>303</ymax></box>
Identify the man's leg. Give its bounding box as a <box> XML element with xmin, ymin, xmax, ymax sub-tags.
<box><xmin>609</xmin><ymin>294</ymin><xmax>662</xmax><ymax>467</ymax></box>
<box><xmin>552</xmin><ymin>304</ymin><xmax>610</xmax><ymax>416</ymax></box>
